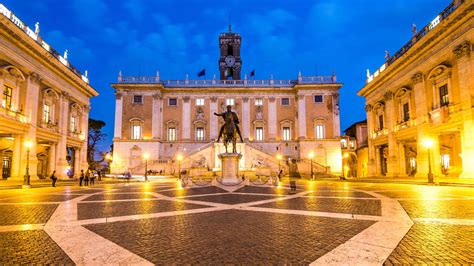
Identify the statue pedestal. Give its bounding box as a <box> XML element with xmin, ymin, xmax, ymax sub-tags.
<box><xmin>218</xmin><ymin>153</ymin><xmax>242</xmax><ymax>185</ymax></box>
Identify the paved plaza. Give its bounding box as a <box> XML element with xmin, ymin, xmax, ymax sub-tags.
<box><xmin>0</xmin><ymin>179</ymin><xmax>472</xmax><ymax>265</ymax></box>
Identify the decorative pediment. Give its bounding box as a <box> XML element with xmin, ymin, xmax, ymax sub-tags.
<box><xmin>312</xmin><ymin>116</ymin><xmax>327</xmax><ymax>123</ymax></box>
<box><xmin>165</xmin><ymin>120</ymin><xmax>178</xmax><ymax>127</ymax></box>
<box><xmin>395</xmin><ymin>87</ymin><xmax>412</xmax><ymax>99</ymax></box>
<box><xmin>373</xmin><ymin>101</ymin><xmax>385</xmax><ymax>110</ymax></box>
<box><xmin>129</xmin><ymin>117</ymin><xmax>144</xmax><ymax>123</ymax></box>
<box><xmin>2</xmin><ymin>65</ymin><xmax>25</xmax><ymax>81</ymax></box>
<box><xmin>428</xmin><ymin>64</ymin><xmax>450</xmax><ymax>80</ymax></box>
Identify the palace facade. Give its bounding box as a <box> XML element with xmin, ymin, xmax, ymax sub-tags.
<box><xmin>111</xmin><ymin>30</ymin><xmax>343</xmax><ymax>176</ymax></box>
<box><xmin>358</xmin><ymin>0</ymin><xmax>473</xmax><ymax>179</ymax></box>
<box><xmin>0</xmin><ymin>5</ymin><xmax>98</xmax><ymax>180</ymax></box>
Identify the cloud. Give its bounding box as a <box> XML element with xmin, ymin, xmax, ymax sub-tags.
<box><xmin>72</xmin><ymin>0</ymin><xmax>107</xmax><ymax>27</ymax></box>
<box><xmin>43</xmin><ymin>30</ymin><xmax>94</xmax><ymax>69</ymax></box>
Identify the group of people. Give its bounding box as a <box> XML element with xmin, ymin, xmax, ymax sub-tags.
<box><xmin>49</xmin><ymin>169</ymin><xmax>103</xmax><ymax>187</ymax></box>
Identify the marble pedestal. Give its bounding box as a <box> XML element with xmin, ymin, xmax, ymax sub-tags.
<box><xmin>218</xmin><ymin>153</ymin><xmax>242</xmax><ymax>185</ymax></box>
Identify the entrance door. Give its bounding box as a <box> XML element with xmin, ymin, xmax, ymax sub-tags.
<box><xmin>2</xmin><ymin>152</ymin><xmax>12</xmax><ymax>179</ymax></box>
<box><xmin>380</xmin><ymin>145</ymin><xmax>388</xmax><ymax>176</ymax></box>
<box><xmin>37</xmin><ymin>153</ymin><xmax>48</xmax><ymax>179</ymax></box>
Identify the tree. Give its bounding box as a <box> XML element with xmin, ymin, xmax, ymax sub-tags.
<box><xmin>87</xmin><ymin>118</ymin><xmax>106</xmax><ymax>169</ymax></box>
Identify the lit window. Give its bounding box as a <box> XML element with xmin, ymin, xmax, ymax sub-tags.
<box><xmin>281</xmin><ymin>98</ymin><xmax>290</xmax><ymax>106</ymax></box>
<box><xmin>2</xmin><ymin>85</ymin><xmax>12</xmax><ymax>109</ymax></box>
<box><xmin>315</xmin><ymin>125</ymin><xmax>325</xmax><ymax>139</ymax></box>
<box><xmin>133</xmin><ymin>95</ymin><xmax>143</xmax><ymax>104</ymax></box>
<box><xmin>168</xmin><ymin>127</ymin><xmax>176</xmax><ymax>141</ymax></box>
<box><xmin>439</xmin><ymin>84</ymin><xmax>449</xmax><ymax>107</ymax></box>
<box><xmin>378</xmin><ymin>115</ymin><xmax>384</xmax><ymax>130</ymax></box>
<box><xmin>70</xmin><ymin>116</ymin><xmax>78</xmax><ymax>132</ymax></box>
<box><xmin>169</xmin><ymin>98</ymin><xmax>177</xmax><ymax>106</ymax></box>
<box><xmin>256</xmin><ymin>127</ymin><xmax>264</xmax><ymax>141</ymax></box>
<box><xmin>43</xmin><ymin>104</ymin><xmax>51</xmax><ymax>123</ymax></box>
<box><xmin>341</xmin><ymin>139</ymin><xmax>347</xmax><ymax>148</ymax></box>
<box><xmin>226</xmin><ymin>98</ymin><xmax>234</xmax><ymax>106</ymax></box>
<box><xmin>282</xmin><ymin>127</ymin><xmax>291</xmax><ymax>140</ymax></box>
<box><xmin>255</xmin><ymin>98</ymin><xmax>263</xmax><ymax>106</ymax></box>
<box><xmin>131</xmin><ymin>125</ymin><xmax>142</xmax><ymax>140</ymax></box>
<box><xmin>314</xmin><ymin>95</ymin><xmax>323</xmax><ymax>103</ymax></box>
<box><xmin>350</xmin><ymin>140</ymin><xmax>355</xmax><ymax>148</ymax></box>
<box><xmin>196</xmin><ymin>127</ymin><xmax>204</xmax><ymax>141</ymax></box>
<box><xmin>196</xmin><ymin>98</ymin><xmax>205</xmax><ymax>106</ymax></box>
<box><xmin>403</xmin><ymin>103</ymin><xmax>410</xmax><ymax>122</ymax></box>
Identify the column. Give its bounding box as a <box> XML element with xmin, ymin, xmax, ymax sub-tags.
<box><xmin>74</xmin><ymin>148</ymin><xmax>81</xmax><ymax>175</ymax></box>
<box><xmin>114</xmin><ymin>93</ymin><xmax>123</xmax><ymax>139</ymax></box>
<box><xmin>24</xmin><ymin>73</ymin><xmax>41</xmax><ymax>180</ymax></box>
<box><xmin>56</xmin><ymin>92</ymin><xmax>70</xmax><ymax>179</ymax></box>
<box><xmin>182</xmin><ymin>96</ymin><xmax>191</xmax><ymax>140</ymax></box>
<box><xmin>48</xmin><ymin>143</ymin><xmax>56</xmax><ymax>174</ymax></box>
<box><xmin>242</xmin><ymin>97</ymin><xmax>250</xmax><ymax>140</ymax></box>
<box><xmin>9</xmin><ymin>135</ymin><xmax>22</xmax><ymax>179</ymax></box>
<box><xmin>365</xmin><ymin>104</ymin><xmax>376</xmax><ymax>177</ymax></box>
<box><xmin>383</xmin><ymin>91</ymin><xmax>399</xmax><ymax>177</ymax></box>
<box><xmin>297</xmin><ymin>95</ymin><xmax>306</xmax><ymax>139</ymax></box>
<box><xmin>79</xmin><ymin>105</ymin><xmax>89</xmax><ymax>172</ymax></box>
<box><xmin>210</xmin><ymin>97</ymin><xmax>218</xmax><ymax>140</ymax></box>
<box><xmin>398</xmin><ymin>142</ymin><xmax>407</xmax><ymax>177</ymax></box>
<box><xmin>412</xmin><ymin>73</ymin><xmax>430</xmax><ymax>178</ymax></box>
<box><xmin>152</xmin><ymin>94</ymin><xmax>162</xmax><ymax>139</ymax></box>
<box><xmin>453</xmin><ymin>41</ymin><xmax>474</xmax><ymax>178</ymax></box>
<box><xmin>332</xmin><ymin>93</ymin><xmax>341</xmax><ymax>137</ymax></box>
<box><xmin>268</xmin><ymin>97</ymin><xmax>277</xmax><ymax>140</ymax></box>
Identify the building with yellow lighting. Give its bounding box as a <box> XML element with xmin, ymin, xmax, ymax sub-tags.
<box><xmin>358</xmin><ymin>0</ymin><xmax>473</xmax><ymax>179</ymax></box>
<box><xmin>111</xmin><ymin>28</ymin><xmax>343</xmax><ymax>177</ymax></box>
<box><xmin>0</xmin><ymin>4</ymin><xmax>98</xmax><ymax>180</ymax></box>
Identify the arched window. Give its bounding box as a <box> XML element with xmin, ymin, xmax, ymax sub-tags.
<box><xmin>313</xmin><ymin>117</ymin><xmax>327</xmax><ymax>139</ymax></box>
<box><xmin>395</xmin><ymin>87</ymin><xmax>412</xmax><ymax>123</ymax></box>
<box><xmin>280</xmin><ymin>120</ymin><xmax>293</xmax><ymax>141</ymax></box>
<box><xmin>428</xmin><ymin>64</ymin><xmax>452</xmax><ymax>109</ymax></box>
<box><xmin>166</xmin><ymin>120</ymin><xmax>178</xmax><ymax>141</ymax></box>
<box><xmin>69</xmin><ymin>103</ymin><xmax>83</xmax><ymax>134</ymax></box>
<box><xmin>130</xmin><ymin>118</ymin><xmax>144</xmax><ymax>140</ymax></box>
<box><xmin>41</xmin><ymin>88</ymin><xmax>59</xmax><ymax>125</ymax></box>
<box><xmin>1</xmin><ymin>65</ymin><xmax>25</xmax><ymax>111</ymax></box>
<box><xmin>253</xmin><ymin>120</ymin><xmax>266</xmax><ymax>142</ymax></box>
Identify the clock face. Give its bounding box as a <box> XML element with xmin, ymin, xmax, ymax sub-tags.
<box><xmin>225</xmin><ymin>56</ymin><xmax>236</xmax><ymax>67</ymax></box>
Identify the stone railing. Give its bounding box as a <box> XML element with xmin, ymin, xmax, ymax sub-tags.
<box><xmin>0</xmin><ymin>105</ymin><xmax>26</xmax><ymax>123</ymax></box>
<box><xmin>394</xmin><ymin>119</ymin><xmax>417</xmax><ymax>131</ymax></box>
<box><xmin>371</xmin><ymin>128</ymin><xmax>388</xmax><ymax>139</ymax></box>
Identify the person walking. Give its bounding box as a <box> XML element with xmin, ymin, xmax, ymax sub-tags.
<box><xmin>50</xmin><ymin>170</ymin><xmax>57</xmax><ymax>187</ymax></box>
<box><xmin>97</xmin><ymin>170</ymin><xmax>102</xmax><ymax>181</ymax></box>
<box><xmin>79</xmin><ymin>170</ymin><xmax>84</xmax><ymax>186</ymax></box>
<box><xmin>84</xmin><ymin>170</ymin><xmax>90</xmax><ymax>186</ymax></box>
<box><xmin>90</xmin><ymin>171</ymin><xmax>96</xmax><ymax>186</ymax></box>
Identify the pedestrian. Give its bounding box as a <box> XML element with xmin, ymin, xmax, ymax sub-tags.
<box><xmin>97</xmin><ymin>170</ymin><xmax>102</xmax><ymax>181</ymax></box>
<box><xmin>50</xmin><ymin>170</ymin><xmax>57</xmax><ymax>187</ymax></box>
<box><xmin>79</xmin><ymin>169</ymin><xmax>84</xmax><ymax>186</ymax></box>
<box><xmin>288</xmin><ymin>159</ymin><xmax>300</xmax><ymax>194</ymax></box>
<box><xmin>84</xmin><ymin>170</ymin><xmax>90</xmax><ymax>186</ymax></box>
<box><xmin>90</xmin><ymin>171</ymin><xmax>96</xmax><ymax>186</ymax></box>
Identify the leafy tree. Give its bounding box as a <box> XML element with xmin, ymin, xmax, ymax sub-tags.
<box><xmin>87</xmin><ymin>118</ymin><xmax>106</xmax><ymax>169</ymax></box>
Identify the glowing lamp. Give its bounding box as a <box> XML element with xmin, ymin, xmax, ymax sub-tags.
<box><xmin>143</xmin><ymin>153</ymin><xmax>150</xmax><ymax>160</ymax></box>
<box><xmin>423</xmin><ymin>139</ymin><xmax>433</xmax><ymax>148</ymax></box>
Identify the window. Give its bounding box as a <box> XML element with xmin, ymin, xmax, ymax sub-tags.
<box><xmin>226</xmin><ymin>98</ymin><xmax>235</xmax><ymax>106</ymax></box>
<box><xmin>2</xmin><ymin>85</ymin><xmax>12</xmax><ymax>109</ymax></box>
<box><xmin>133</xmin><ymin>95</ymin><xmax>143</xmax><ymax>104</ymax></box>
<box><xmin>378</xmin><ymin>115</ymin><xmax>384</xmax><ymax>130</ymax></box>
<box><xmin>131</xmin><ymin>125</ymin><xmax>142</xmax><ymax>140</ymax></box>
<box><xmin>168</xmin><ymin>127</ymin><xmax>176</xmax><ymax>141</ymax></box>
<box><xmin>403</xmin><ymin>103</ymin><xmax>410</xmax><ymax>122</ymax></box>
<box><xmin>281</xmin><ymin>98</ymin><xmax>290</xmax><ymax>106</ymax></box>
<box><xmin>255</xmin><ymin>127</ymin><xmax>264</xmax><ymax>141</ymax></box>
<box><xmin>169</xmin><ymin>98</ymin><xmax>177</xmax><ymax>106</ymax></box>
<box><xmin>196</xmin><ymin>127</ymin><xmax>204</xmax><ymax>141</ymax></box>
<box><xmin>315</xmin><ymin>125</ymin><xmax>325</xmax><ymax>139</ymax></box>
<box><xmin>282</xmin><ymin>127</ymin><xmax>291</xmax><ymax>141</ymax></box>
<box><xmin>341</xmin><ymin>139</ymin><xmax>347</xmax><ymax>148</ymax></box>
<box><xmin>439</xmin><ymin>84</ymin><xmax>449</xmax><ymax>107</ymax></box>
<box><xmin>314</xmin><ymin>95</ymin><xmax>323</xmax><ymax>103</ymax></box>
<box><xmin>196</xmin><ymin>98</ymin><xmax>205</xmax><ymax>106</ymax></box>
<box><xmin>255</xmin><ymin>98</ymin><xmax>263</xmax><ymax>106</ymax></box>
<box><xmin>43</xmin><ymin>104</ymin><xmax>51</xmax><ymax>123</ymax></box>
<box><xmin>70</xmin><ymin>116</ymin><xmax>78</xmax><ymax>132</ymax></box>
<box><xmin>349</xmin><ymin>140</ymin><xmax>356</xmax><ymax>149</ymax></box>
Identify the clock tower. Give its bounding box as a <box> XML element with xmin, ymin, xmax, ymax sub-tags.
<box><xmin>219</xmin><ymin>25</ymin><xmax>241</xmax><ymax>80</ymax></box>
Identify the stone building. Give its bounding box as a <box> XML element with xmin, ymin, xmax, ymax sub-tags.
<box><xmin>341</xmin><ymin>120</ymin><xmax>368</xmax><ymax>178</ymax></box>
<box><xmin>358</xmin><ymin>0</ymin><xmax>473</xmax><ymax>179</ymax></box>
<box><xmin>0</xmin><ymin>4</ymin><xmax>98</xmax><ymax>180</ymax></box>
<box><xmin>111</xmin><ymin>28</ymin><xmax>342</xmax><ymax>177</ymax></box>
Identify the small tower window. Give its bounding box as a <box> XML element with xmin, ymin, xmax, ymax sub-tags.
<box><xmin>227</xmin><ymin>45</ymin><xmax>233</xmax><ymax>56</ymax></box>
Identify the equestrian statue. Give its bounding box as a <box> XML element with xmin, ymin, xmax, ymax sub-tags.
<box><xmin>214</xmin><ymin>105</ymin><xmax>244</xmax><ymax>153</ymax></box>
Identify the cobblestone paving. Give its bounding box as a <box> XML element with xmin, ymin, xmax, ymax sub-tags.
<box><xmin>0</xmin><ymin>204</ymin><xmax>58</xmax><ymax>225</ymax></box>
<box><xmin>113</xmin><ymin>185</ymin><xmax>174</xmax><ymax>193</ymax></box>
<box><xmin>84</xmin><ymin>209</ymin><xmax>375</xmax><ymax>264</ymax></box>
<box><xmin>77</xmin><ymin>200</ymin><xmax>211</xmax><ymax>220</ymax></box>
<box><xmin>254</xmin><ymin>197</ymin><xmax>382</xmax><ymax>216</ymax></box>
<box><xmin>305</xmin><ymin>191</ymin><xmax>375</xmax><ymax>198</ymax></box>
<box><xmin>0</xmin><ymin>194</ymin><xmax>82</xmax><ymax>203</ymax></box>
<box><xmin>0</xmin><ymin>230</ymin><xmax>74</xmax><ymax>264</ymax></box>
<box><xmin>234</xmin><ymin>186</ymin><xmax>293</xmax><ymax>194</ymax></box>
<box><xmin>385</xmin><ymin>223</ymin><xmax>474</xmax><ymax>265</ymax></box>
<box><xmin>158</xmin><ymin>186</ymin><xmax>227</xmax><ymax>197</ymax></box>
<box><xmin>82</xmin><ymin>193</ymin><xmax>156</xmax><ymax>201</ymax></box>
<box><xmin>376</xmin><ymin>190</ymin><xmax>465</xmax><ymax>199</ymax></box>
<box><xmin>399</xmin><ymin>199</ymin><xmax>474</xmax><ymax>219</ymax></box>
<box><xmin>187</xmin><ymin>193</ymin><xmax>279</xmax><ymax>204</ymax></box>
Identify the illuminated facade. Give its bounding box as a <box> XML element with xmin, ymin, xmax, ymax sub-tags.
<box><xmin>358</xmin><ymin>0</ymin><xmax>473</xmax><ymax>179</ymax></box>
<box><xmin>111</xmin><ymin>29</ymin><xmax>343</xmax><ymax>176</ymax></box>
<box><xmin>0</xmin><ymin>5</ymin><xmax>98</xmax><ymax>180</ymax></box>
<box><xmin>341</xmin><ymin>120</ymin><xmax>368</xmax><ymax>178</ymax></box>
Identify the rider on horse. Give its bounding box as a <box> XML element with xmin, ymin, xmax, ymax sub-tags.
<box><xmin>214</xmin><ymin>105</ymin><xmax>244</xmax><ymax>143</ymax></box>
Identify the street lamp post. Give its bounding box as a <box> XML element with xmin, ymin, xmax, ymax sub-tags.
<box><xmin>177</xmin><ymin>154</ymin><xmax>183</xmax><ymax>180</ymax></box>
<box><xmin>309</xmin><ymin>151</ymin><xmax>314</xmax><ymax>180</ymax></box>
<box><xmin>143</xmin><ymin>153</ymin><xmax>150</xmax><ymax>182</ymax></box>
<box><xmin>423</xmin><ymin>139</ymin><xmax>434</xmax><ymax>184</ymax></box>
<box><xmin>23</xmin><ymin>140</ymin><xmax>33</xmax><ymax>188</ymax></box>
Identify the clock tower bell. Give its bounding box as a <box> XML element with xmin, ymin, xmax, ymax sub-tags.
<box><xmin>219</xmin><ymin>25</ymin><xmax>241</xmax><ymax>80</ymax></box>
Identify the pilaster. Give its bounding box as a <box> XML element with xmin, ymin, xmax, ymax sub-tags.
<box><xmin>210</xmin><ymin>97</ymin><xmax>218</xmax><ymax>140</ymax></box>
<box><xmin>182</xmin><ymin>96</ymin><xmax>191</xmax><ymax>140</ymax></box>
<box><xmin>242</xmin><ymin>97</ymin><xmax>250</xmax><ymax>140</ymax></box>
<box><xmin>332</xmin><ymin>93</ymin><xmax>341</xmax><ymax>137</ymax></box>
<box><xmin>114</xmin><ymin>93</ymin><xmax>123</xmax><ymax>139</ymax></box>
<box><xmin>297</xmin><ymin>95</ymin><xmax>306</xmax><ymax>139</ymax></box>
<box><xmin>268</xmin><ymin>97</ymin><xmax>277</xmax><ymax>140</ymax></box>
<box><xmin>152</xmin><ymin>93</ymin><xmax>162</xmax><ymax>140</ymax></box>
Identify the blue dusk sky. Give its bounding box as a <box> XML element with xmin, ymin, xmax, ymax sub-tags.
<box><xmin>4</xmin><ymin>0</ymin><xmax>450</xmax><ymax>152</ymax></box>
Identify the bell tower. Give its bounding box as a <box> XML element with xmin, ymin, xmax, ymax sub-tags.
<box><xmin>219</xmin><ymin>24</ymin><xmax>241</xmax><ymax>80</ymax></box>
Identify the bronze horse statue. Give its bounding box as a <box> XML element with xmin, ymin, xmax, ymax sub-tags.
<box><xmin>214</xmin><ymin>105</ymin><xmax>244</xmax><ymax>153</ymax></box>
